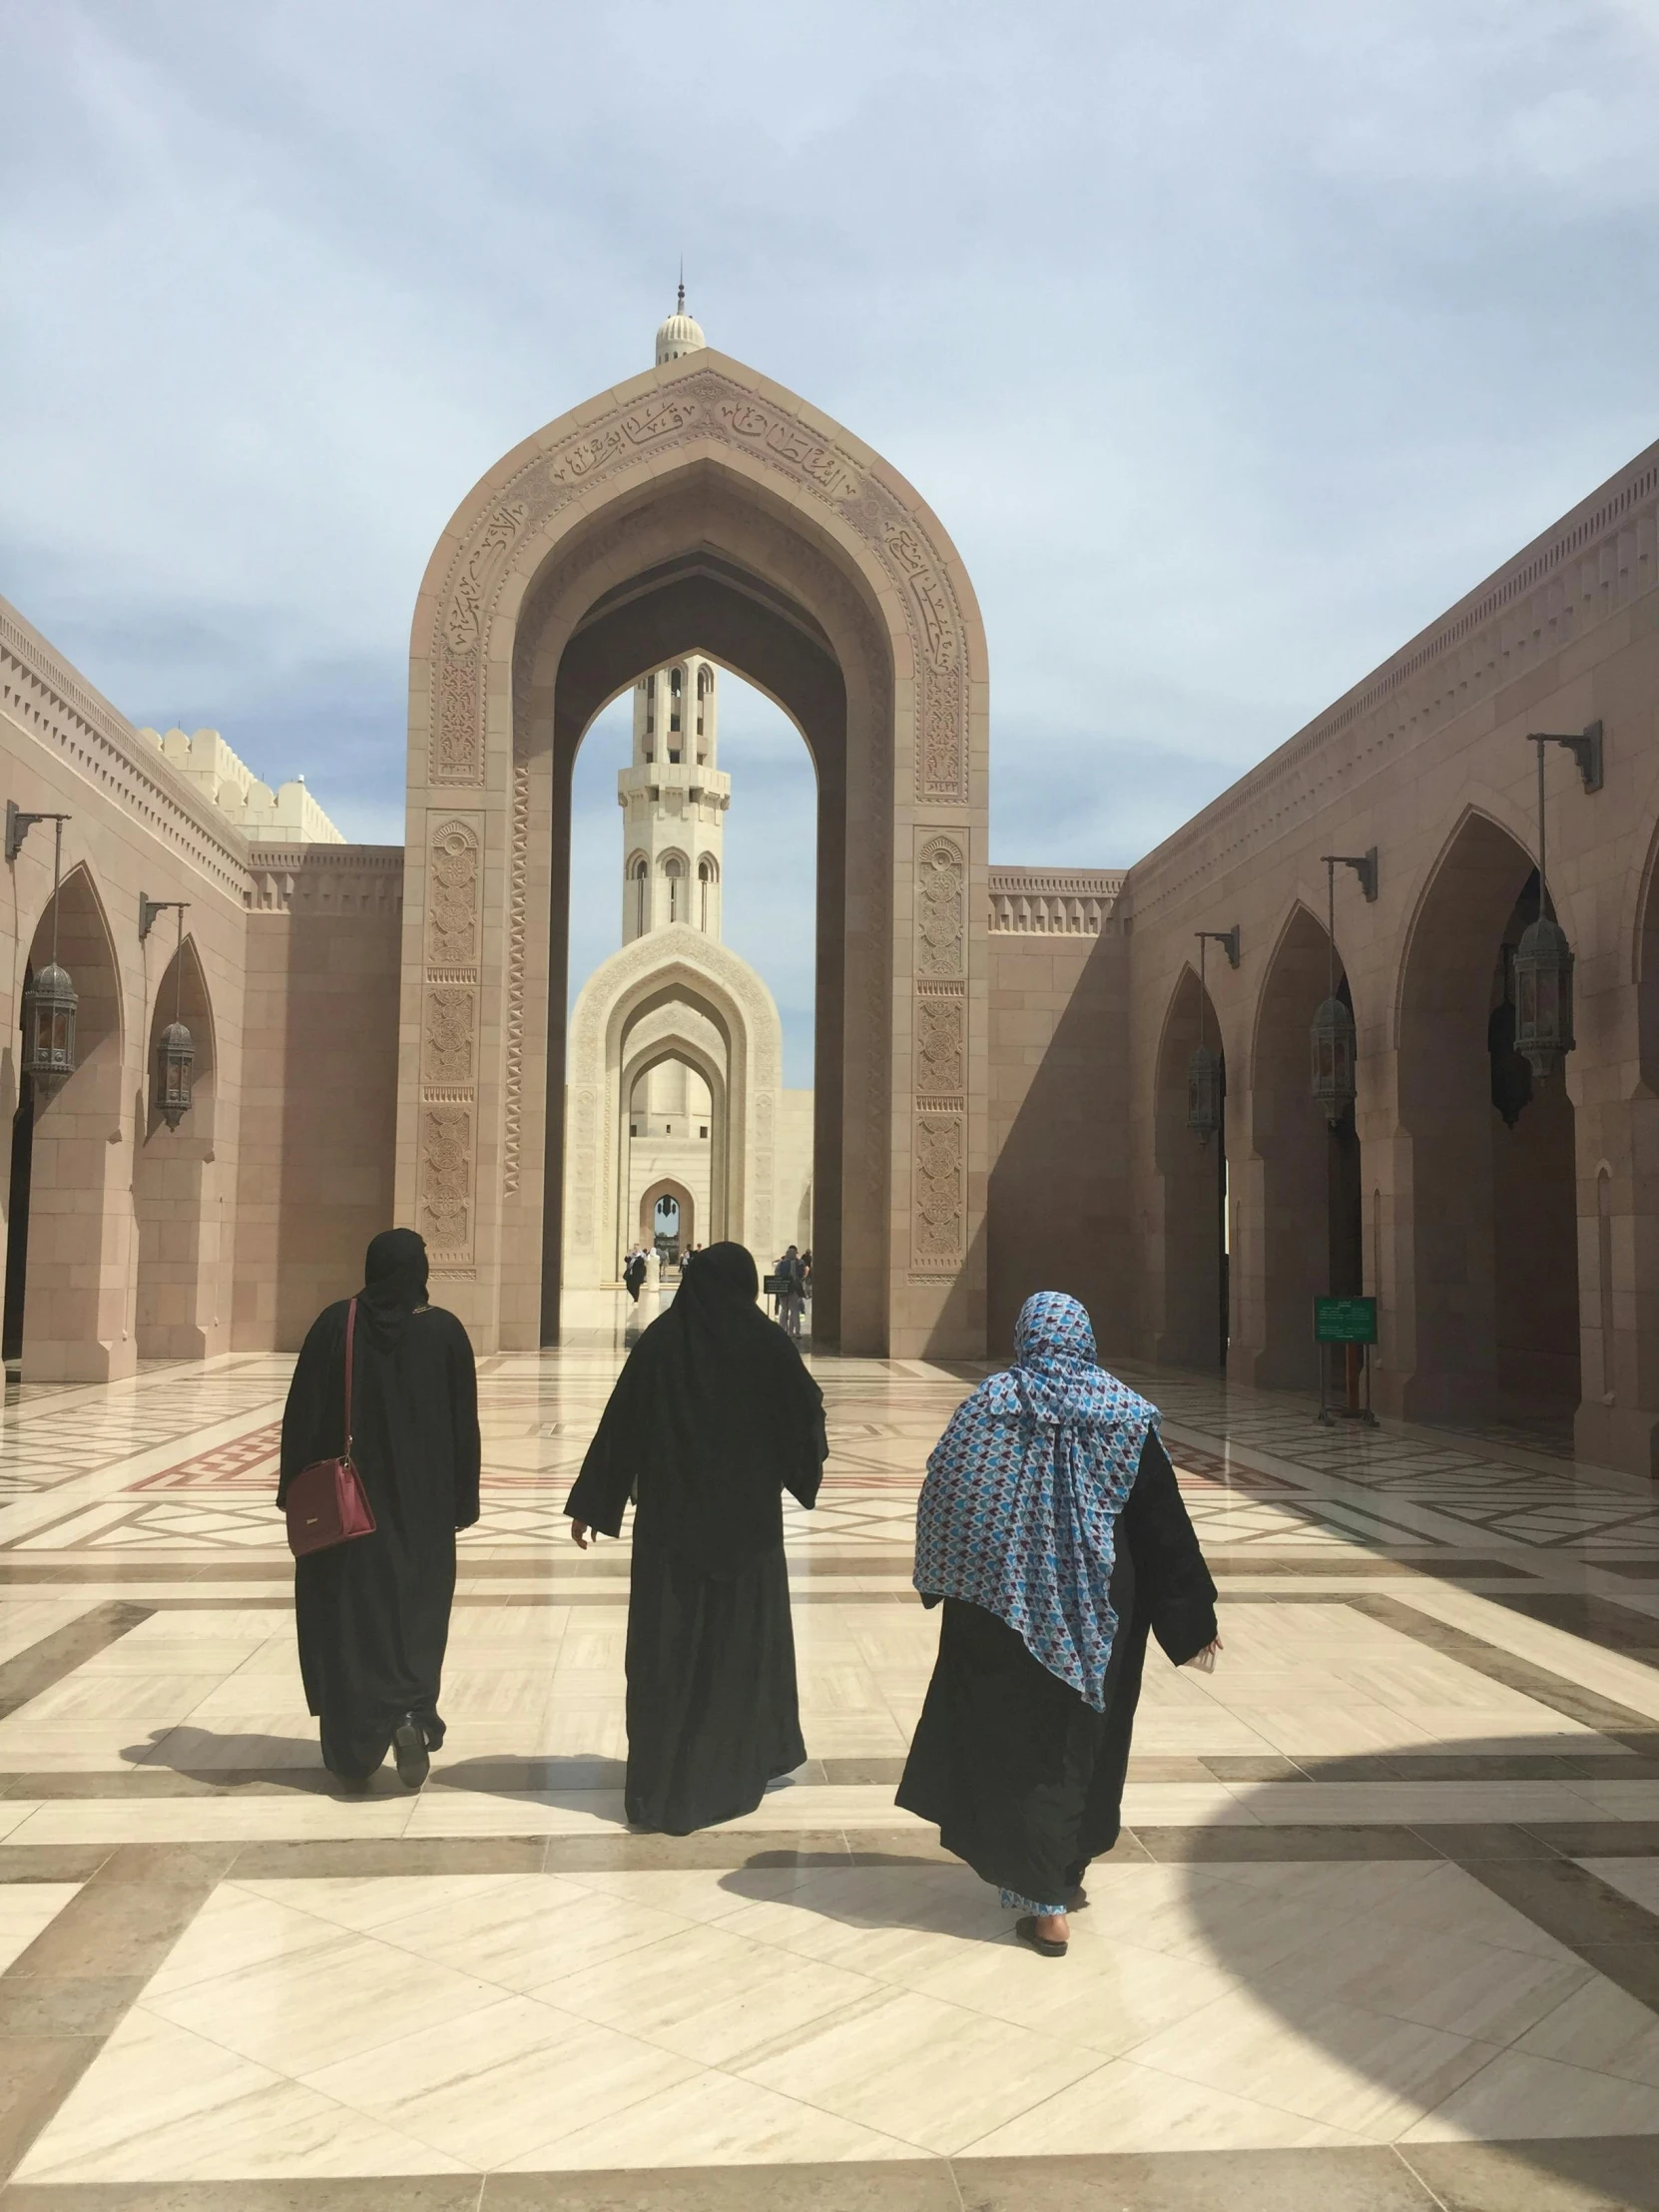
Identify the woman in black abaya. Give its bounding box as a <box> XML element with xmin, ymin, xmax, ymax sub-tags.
<box><xmin>565</xmin><ymin>1241</ymin><xmax>826</xmax><ymax>1834</ymax></box>
<box><xmin>278</xmin><ymin>1229</ymin><xmax>480</xmax><ymax>1790</ymax></box>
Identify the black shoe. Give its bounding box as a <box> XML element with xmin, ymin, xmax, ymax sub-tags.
<box><xmin>393</xmin><ymin>1714</ymin><xmax>430</xmax><ymax>1792</ymax></box>
<box><xmin>1014</xmin><ymin>1915</ymin><xmax>1068</xmax><ymax>1957</ymax></box>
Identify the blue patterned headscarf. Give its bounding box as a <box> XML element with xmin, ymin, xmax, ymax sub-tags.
<box><xmin>912</xmin><ymin>1292</ymin><xmax>1158</xmax><ymax>1710</ymax></box>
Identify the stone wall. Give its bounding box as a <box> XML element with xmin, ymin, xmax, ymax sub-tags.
<box><xmin>986</xmin><ymin>869</ymin><xmax>1129</xmax><ymax>1357</ymax></box>
<box><xmin>233</xmin><ymin>848</ymin><xmax>404</xmax><ymax>1350</ymax></box>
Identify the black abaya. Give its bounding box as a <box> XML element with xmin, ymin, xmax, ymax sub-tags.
<box><xmin>897</xmin><ymin>1431</ymin><xmax>1216</xmax><ymax>1900</ymax></box>
<box><xmin>278</xmin><ymin>1293</ymin><xmax>480</xmax><ymax>1779</ymax></box>
<box><xmin>565</xmin><ymin>1242</ymin><xmax>826</xmax><ymax>1834</ymax></box>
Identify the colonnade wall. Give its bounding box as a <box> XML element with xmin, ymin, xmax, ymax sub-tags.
<box><xmin>985</xmin><ymin>869</ymin><xmax>1130</xmax><ymax>1356</ymax></box>
<box><xmin>232</xmin><ymin>847</ymin><xmax>404</xmax><ymax>1350</ymax></box>
<box><xmin>1121</xmin><ymin>435</ymin><xmax>1659</xmax><ymax>1478</ymax></box>
<box><xmin>0</xmin><ymin>592</ymin><xmax>404</xmax><ymax>1371</ymax></box>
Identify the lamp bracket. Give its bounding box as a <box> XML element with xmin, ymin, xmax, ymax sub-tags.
<box><xmin>5</xmin><ymin>803</ymin><xmax>71</xmax><ymax>865</ymax></box>
<box><xmin>1528</xmin><ymin>722</ymin><xmax>1603</xmax><ymax>794</ymax></box>
<box><xmin>1196</xmin><ymin>926</ymin><xmax>1241</xmax><ymax>969</ymax></box>
<box><xmin>138</xmin><ymin>895</ymin><xmax>189</xmax><ymax>943</ymax></box>
<box><xmin>1323</xmin><ymin>847</ymin><xmax>1379</xmax><ymax>901</ymax></box>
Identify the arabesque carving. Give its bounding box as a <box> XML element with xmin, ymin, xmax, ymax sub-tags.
<box><xmin>422</xmin><ymin>364</ymin><xmax>970</xmax><ymax>809</ymax></box>
<box><xmin>913</xmin><ymin>1115</ymin><xmax>964</xmax><ymax>1266</ymax></box>
<box><xmin>916</xmin><ymin>835</ymin><xmax>966</xmax><ymax>978</ymax></box>
<box><xmin>426</xmin><ymin>821</ymin><xmax>480</xmax><ymax>968</ymax></box>
<box><xmin>423</xmin><ymin>988</ymin><xmax>475</xmax><ymax>1085</ymax></box>
<box><xmin>418</xmin><ymin>1104</ymin><xmax>472</xmax><ymax>1254</ymax></box>
<box><xmin>915</xmin><ymin>991</ymin><xmax>965</xmax><ymax>1094</ymax></box>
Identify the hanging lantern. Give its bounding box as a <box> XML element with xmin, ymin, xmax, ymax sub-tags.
<box><xmin>1513</xmin><ymin>911</ymin><xmax>1575</xmax><ymax>1080</ymax></box>
<box><xmin>1187</xmin><ymin>1043</ymin><xmax>1222</xmax><ymax>1145</ymax></box>
<box><xmin>154</xmin><ymin>1019</ymin><xmax>195</xmax><ymax>1131</ymax></box>
<box><xmin>21</xmin><ymin>961</ymin><xmax>77</xmax><ymax>1100</ymax></box>
<box><xmin>1310</xmin><ymin>992</ymin><xmax>1357</xmax><ymax>1125</ymax></box>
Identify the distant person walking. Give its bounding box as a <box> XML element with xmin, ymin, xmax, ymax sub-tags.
<box><xmin>897</xmin><ymin>1292</ymin><xmax>1217</xmax><ymax>1956</ymax></box>
<box><xmin>278</xmin><ymin>1229</ymin><xmax>480</xmax><ymax>1792</ymax></box>
<box><xmin>565</xmin><ymin>1242</ymin><xmax>826</xmax><ymax>1833</ymax></box>
<box><xmin>775</xmin><ymin>1244</ymin><xmax>806</xmax><ymax>1339</ymax></box>
<box><xmin>624</xmin><ymin>1248</ymin><xmax>647</xmax><ymax>1303</ymax></box>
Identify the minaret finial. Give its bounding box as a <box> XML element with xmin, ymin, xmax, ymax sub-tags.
<box><xmin>677</xmin><ymin>257</ymin><xmax>685</xmax><ymax>314</ymax></box>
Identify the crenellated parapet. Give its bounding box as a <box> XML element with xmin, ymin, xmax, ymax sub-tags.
<box><xmin>988</xmin><ymin>867</ymin><xmax>1125</xmax><ymax>935</ymax></box>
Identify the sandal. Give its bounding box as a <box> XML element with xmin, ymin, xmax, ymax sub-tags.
<box><xmin>392</xmin><ymin>1714</ymin><xmax>430</xmax><ymax>1792</ymax></box>
<box><xmin>1014</xmin><ymin>1915</ymin><xmax>1068</xmax><ymax>1958</ymax></box>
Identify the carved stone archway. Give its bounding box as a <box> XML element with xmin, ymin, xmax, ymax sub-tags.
<box><xmin>397</xmin><ymin>349</ymin><xmax>989</xmax><ymax>1356</ymax></box>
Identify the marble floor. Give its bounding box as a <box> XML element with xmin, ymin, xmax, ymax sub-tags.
<box><xmin>0</xmin><ymin>1313</ymin><xmax>1656</xmax><ymax>2207</ymax></box>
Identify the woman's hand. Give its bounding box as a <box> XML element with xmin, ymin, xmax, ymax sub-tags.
<box><xmin>569</xmin><ymin>1519</ymin><xmax>593</xmax><ymax>1550</ymax></box>
<box><xmin>1186</xmin><ymin>1636</ymin><xmax>1223</xmax><ymax>1672</ymax></box>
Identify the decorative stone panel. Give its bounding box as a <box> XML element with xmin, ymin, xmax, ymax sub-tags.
<box><xmin>418</xmin><ymin>813</ymin><xmax>483</xmax><ymax>1267</ymax></box>
<box><xmin>913</xmin><ymin>1115</ymin><xmax>965</xmax><ymax>1268</ymax></box>
<box><xmin>912</xmin><ymin>831</ymin><xmax>967</xmax><ymax>1275</ymax></box>
<box><xmin>915</xmin><ymin>835</ymin><xmax>966</xmax><ymax>979</ymax></box>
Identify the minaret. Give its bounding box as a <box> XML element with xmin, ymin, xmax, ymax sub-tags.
<box><xmin>618</xmin><ymin>657</ymin><xmax>731</xmax><ymax>942</ymax></box>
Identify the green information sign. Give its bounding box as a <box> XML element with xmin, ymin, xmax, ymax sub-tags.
<box><xmin>1314</xmin><ymin>1296</ymin><xmax>1377</xmax><ymax>1345</ymax></box>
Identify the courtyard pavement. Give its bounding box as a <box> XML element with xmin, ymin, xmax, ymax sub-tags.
<box><xmin>0</xmin><ymin>1308</ymin><xmax>1654</xmax><ymax>2207</ymax></box>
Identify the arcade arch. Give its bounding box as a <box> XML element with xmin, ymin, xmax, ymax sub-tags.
<box><xmin>2</xmin><ymin>863</ymin><xmax>127</xmax><ymax>1379</ymax></box>
<box><xmin>1245</xmin><ymin>903</ymin><xmax>1363</xmax><ymax>1390</ymax></box>
<box><xmin>134</xmin><ymin>934</ymin><xmax>221</xmax><ymax>1360</ymax></box>
<box><xmin>1396</xmin><ymin>811</ymin><xmax>1581</xmax><ymax>1423</ymax></box>
<box><xmin>397</xmin><ymin>348</ymin><xmax>988</xmax><ymax>1358</ymax></box>
<box><xmin>1151</xmin><ymin>964</ymin><xmax>1227</xmax><ymax>1370</ymax></box>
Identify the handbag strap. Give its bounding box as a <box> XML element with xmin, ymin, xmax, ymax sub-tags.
<box><xmin>343</xmin><ymin>1297</ymin><xmax>356</xmax><ymax>1462</ymax></box>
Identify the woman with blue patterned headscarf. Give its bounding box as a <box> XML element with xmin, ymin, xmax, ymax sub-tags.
<box><xmin>897</xmin><ymin>1292</ymin><xmax>1217</xmax><ymax>1956</ymax></box>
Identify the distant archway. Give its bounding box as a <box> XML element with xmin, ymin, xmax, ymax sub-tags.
<box><xmin>639</xmin><ymin>1176</ymin><xmax>695</xmax><ymax>1258</ymax></box>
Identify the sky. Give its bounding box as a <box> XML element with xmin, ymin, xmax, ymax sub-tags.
<box><xmin>4</xmin><ymin>1</ymin><xmax>1658</xmax><ymax>1080</ymax></box>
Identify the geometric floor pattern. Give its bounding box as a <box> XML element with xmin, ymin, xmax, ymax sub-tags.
<box><xmin>0</xmin><ymin>1300</ymin><xmax>1657</xmax><ymax>2206</ymax></box>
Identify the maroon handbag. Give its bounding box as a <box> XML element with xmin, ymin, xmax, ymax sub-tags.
<box><xmin>284</xmin><ymin>1298</ymin><xmax>377</xmax><ymax>1557</ymax></box>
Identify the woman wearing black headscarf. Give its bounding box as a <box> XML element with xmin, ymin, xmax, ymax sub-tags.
<box><xmin>565</xmin><ymin>1241</ymin><xmax>827</xmax><ymax>1834</ymax></box>
<box><xmin>278</xmin><ymin>1229</ymin><xmax>480</xmax><ymax>1790</ymax></box>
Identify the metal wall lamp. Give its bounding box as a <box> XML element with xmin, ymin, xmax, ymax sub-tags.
<box><xmin>1187</xmin><ymin>928</ymin><xmax>1238</xmax><ymax>1145</ymax></box>
<box><xmin>5</xmin><ymin>802</ymin><xmax>71</xmax><ymax>865</ymax></box>
<box><xmin>1310</xmin><ymin>853</ymin><xmax>1377</xmax><ymax>1126</ymax></box>
<box><xmin>1514</xmin><ymin>734</ymin><xmax>1592</xmax><ymax>1080</ymax></box>
<box><xmin>1526</xmin><ymin>721</ymin><xmax>1603</xmax><ymax>795</ymax></box>
<box><xmin>140</xmin><ymin>899</ymin><xmax>195</xmax><ymax>1130</ymax></box>
<box><xmin>139</xmin><ymin>893</ymin><xmax>187</xmax><ymax>942</ymax></box>
<box><xmin>1324</xmin><ymin>847</ymin><xmax>1379</xmax><ymax>901</ymax></box>
<box><xmin>16</xmin><ymin>813</ymin><xmax>77</xmax><ymax>1100</ymax></box>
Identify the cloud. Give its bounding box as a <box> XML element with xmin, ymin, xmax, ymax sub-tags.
<box><xmin>3</xmin><ymin>0</ymin><xmax>1656</xmax><ymax>1037</ymax></box>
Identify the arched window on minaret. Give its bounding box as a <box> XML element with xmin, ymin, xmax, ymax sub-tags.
<box><xmin>663</xmin><ymin>852</ymin><xmax>685</xmax><ymax>924</ymax></box>
<box><xmin>698</xmin><ymin>854</ymin><xmax>718</xmax><ymax>934</ymax></box>
<box><xmin>628</xmin><ymin>854</ymin><xmax>649</xmax><ymax>938</ymax></box>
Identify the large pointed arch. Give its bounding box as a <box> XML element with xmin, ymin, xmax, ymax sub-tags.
<box><xmin>134</xmin><ymin>931</ymin><xmax>223</xmax><ymax>1360</ymax></box>
<box><xmin>1243</xmin><ymin>898</ymin><xmax>1361</xmax><ymax>1389</ymax></box>
<box><xmin>4</xmin><ymin>861</ymin><xmax>129</xmax><ymax>1380</ymax></box>
<box><xmin>1393</xmin><ymin>807</ymin><xmax>1579</xmax><ymax>1421</ymax></box>
<box><xmin>396</xmin><ymin>349</ymin><xmax>989</xmax><ymax>1358</ymax></box>
<box><xmin>1150</xmin><ymin>961</ymin><xmax>1227</xmax><ymax>1370</ymax></box>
